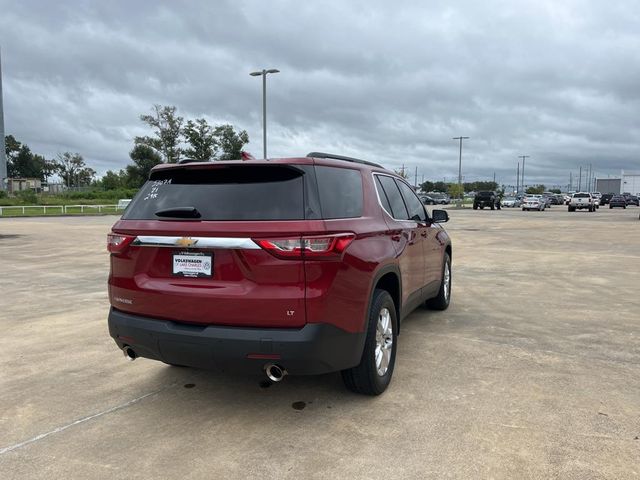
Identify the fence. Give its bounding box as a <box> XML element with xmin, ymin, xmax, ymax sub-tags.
<box><xmin>0</xmin><ymin>204</ymin><xmax>122</xmax><ymax>216</ymax></box>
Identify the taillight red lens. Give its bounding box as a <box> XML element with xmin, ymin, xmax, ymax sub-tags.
<box><xmin>254</xmin><ymin>234</ymin><xmax>355</xmax><ymax>260</ymax></box>
<box><xmin>107</xmin><ymin>233</ymin><xmax>135</xmax><ymax>254</ymax></box>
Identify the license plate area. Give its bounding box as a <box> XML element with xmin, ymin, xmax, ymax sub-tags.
<box><xmin>172</xmin><ymin>251</ymin><xmax>213</xmax><ymax>278</ymax></box>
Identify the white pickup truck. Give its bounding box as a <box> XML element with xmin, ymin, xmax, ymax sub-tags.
<box><xmin>568</xmin><ymin>192</ymin><xmax>595</xmax><ymax>212</ymax></box>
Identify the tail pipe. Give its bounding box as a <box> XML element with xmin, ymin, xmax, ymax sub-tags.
<box><xmin>123</xmin><ymin>346</ymin><xmax>137</xmax><ymax>361</ymax></box>
<box><xmin>265</xmin><ymin>363</ymin><xmax>287</xmax><ymax>382</ymax></box>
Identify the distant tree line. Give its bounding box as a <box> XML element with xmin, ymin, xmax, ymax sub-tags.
<box><xmin>95</xmin><ymin>105</ymin><xmax>249</xmax><ymax>189</ymax></box>
<box><xmin>5</xmin><ymin>135</ymin><xmax>95</xmax><ymax>187</ymax></box>
<box><xmin>5</xmin><ymin>104</ymin><xmax>250</xmax><ymax>192</ymax></box>
<box><xmin>420</xmin><ymin>180</ymin><xmax>499</xmax><ymax>193</ymax></box>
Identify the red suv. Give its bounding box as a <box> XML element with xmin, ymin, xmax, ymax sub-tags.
<box><xmin>108</xmin><ymin>153</ymin><xmax>452</xmax><ymax>395</ymax></box>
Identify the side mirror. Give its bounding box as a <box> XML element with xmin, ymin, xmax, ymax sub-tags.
<box><xmin>432</xmin><ymin>209</ymin><xmax>449</xmax><ymax>223</ymax></box>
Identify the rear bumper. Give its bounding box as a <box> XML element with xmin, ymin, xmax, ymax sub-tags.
<box><xmin>108</xmin><ymin>308</ymin><xmax>366</xmax><ymax>375</ymax></box>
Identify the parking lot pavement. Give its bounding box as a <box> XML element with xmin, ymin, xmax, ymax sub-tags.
<box><xmin>1</xmin><ymin>209</ymin><xmax>639</xmax><ymax>479</ymax></box>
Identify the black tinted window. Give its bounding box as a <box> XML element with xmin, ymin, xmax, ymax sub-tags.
<box><xmin>315</xmin><ymin>166</ymin><xmax>363</xmax><ymax>219</ymax></box>
<box><xmin>574</xmin><ymin>193</ymin><xmax>590</xmax><ymax>198</ymax></box>
<box><xmin>396</xmin><ymin>180</ymin><xmax>427</xmax><ymax>222</ymax></box>
<box><xmin>375</xmin><ymin>177</ymin><xmax>393</xmax><ymax>214</ymax></box>
<box><xmin>123</xmin><ymin>165</ymin><xmax>305</xmax><ymax>220</ymax></box>
<box><xmin>376</xmin><ymin>175</ymin><xmax>408</xmax><ymax>219</ymax></box>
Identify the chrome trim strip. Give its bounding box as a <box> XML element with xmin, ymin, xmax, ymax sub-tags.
<box><xmin>132</xmin><ymin>236</ymin><xmax>260</xmax><ymax>249</ymax></box>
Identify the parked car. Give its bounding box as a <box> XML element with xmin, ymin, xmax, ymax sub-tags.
<box><xmin>107</xmin><ymin>152</ymin><xmax>453</xmax><ymax>395</ymax></box>
<box><xmin>542</xmin><ymin>192</ymin><xmax>561</xmax><ymax>205</ymax></box>
<box><xmin>609</xmin><ymin>195</ymin><xmax>627</xmax><ymax>208</ymax></box>
<box><xmin>569</xmin><ymin>192</ymin><xmax>595</xmax><ymax>212</ymax></box>
<box><xmin>625</xmin><ymin>195</ymin><xmax>639</xmax><ymax>206</ymax></box>
<box><xmin>420</xmin><ymin>195</ymin><xmax>436</xmax><ymax>205</ymax></box>
<box><xmin>473</xmin><ymin>191</ymin><xmax>501</xmax><ymax>210</ymax></box>
<box><xmin>600</xmin><ymin>193</ymin><xmax>614</xmax><ymax>205</ymax></box>
<box><xmin>428</xmin><ymin>192</ymin><xmax>451</xmax><ymax>205</ymax></box>
<box><xmin>522</xmin><ymin>195</ymin><xmax>545</xmax><ymax>211</ymax></box>
<box><xmin>501</xmin><ymin>196</ymin><xmax>521</xmax><ymax>208</ymax></box>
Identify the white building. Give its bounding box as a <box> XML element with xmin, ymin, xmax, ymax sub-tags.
<box><xmin>621</xmin><ymin>171</ymin><xmax>640</xmax><ymax>195</ymax></box>
<box><xmin>596</xmin><ymin>171</ymin><xmax>640</xmax><ymax>195</ymax></box>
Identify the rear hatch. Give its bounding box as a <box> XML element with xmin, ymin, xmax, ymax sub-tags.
<box><xmin>108</xmin><ymin>163</ymin><xmax>325</xmax><ymax>328</ymax></box>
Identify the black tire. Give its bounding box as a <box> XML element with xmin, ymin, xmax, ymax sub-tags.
<box><xmin>610</xmin><ymin>205</ymin><xmax>613</xmax><ymax>209</ymax></box>
<box><xmin>473</xmin><ymin>204</ymin><xmax>478</xmax><ymax>210</ymax></box>
<box><xmin>342</xmin><ymin>289</ymin><xmax>397</xmax><ymax>396</ymax></box>
<box><xmin>490</xmin><ymin>204</ymin><xmax>495</xmax><ymax>210</ymax></box>
<box><xmin>426</xmin><ymin>253</ymin><xmax>451</xmax><ymax>311</ymax></box>
<box><xmin>480</xmin><ymin>205</ymin><xmax>485</xmax><ymax>210</ymax></box>
<box><xmin>497</xmin><ymin>204</ymin><xmax>501</xmax><ymax>210</ymax></box>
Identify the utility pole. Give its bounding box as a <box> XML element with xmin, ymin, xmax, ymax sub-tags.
<box><xmin>453</xmin><ymin>136</ymin><xmax>469</xmax><ymax>203</ymax></box>
<box><xmin>414</xmin><ymin>166</ymin><xmax>418</xmax><ymax>188</ymax></box>
<box><xmin>0</xmin><ymin>47</ymin><xmax>7</xmax><ymax>191</ymax></box>
<box><xmin>516</xmin><ymin>162</ymin><xmax>520</xmax><ymax>194</ymax></box>
<box><xmin>569</xmin><ymin>172</ymin><xmax>572</xmax><ymax>191</ymax></box>
<box><xmin>518</xmin><ymin>155</ymin><xmax>529</xmax><ymax>193</ymax></box>
<box><xmin>578</xmin><ymin>166</ymin><xmax>582</xmax><ymax>191</ymax></box>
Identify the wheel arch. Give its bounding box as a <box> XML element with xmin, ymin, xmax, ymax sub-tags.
<box><xmin>369</xmin><ymin>265</ymin><xmax>402</xmax><ymax>334</ymax></box>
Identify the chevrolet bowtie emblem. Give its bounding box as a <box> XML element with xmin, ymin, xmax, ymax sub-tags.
<box><xmin>175</xmin><ymin>237</ymin><xmax>198</xmax><ymax>247</ymax></box>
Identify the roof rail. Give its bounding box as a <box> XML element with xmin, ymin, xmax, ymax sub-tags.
<box><xmin>177</xmin><ymin>158</ymin><xmax>203</xmax><ymax>164</ymax></box>
<box><xmin>306</xmin><ymin>152</ymin><xmax>383</xmax><ymax>168</ymax></box>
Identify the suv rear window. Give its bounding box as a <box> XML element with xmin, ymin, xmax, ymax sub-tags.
<box><xmin>574</xmin><ymin>193</ymin><xmax>590</xmax><ymax>198</ymax></box>
<box><xmin>123</xmin><ymin>165</ymin><xmax>305</xmax><ymax>221</ymax></box>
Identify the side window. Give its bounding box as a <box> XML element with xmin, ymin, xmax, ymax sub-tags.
<box><xmin>376</xmin><ymin>175</ymin><xmax>409</xmax><ymax>219</ymax></box>
<box><xmin>396</xmin><ymin>180</ymin><xmax>427</xmax><ymax>222</ymax></box>
<box><xmin>315</xmin><ymin>166</ymin><xmax>363</xmax><ymax>219</ymax></box>
<box><xmin>374</xmin><ymin>177</ymin><xmax>393</xmax><ymax>216</ymax></box>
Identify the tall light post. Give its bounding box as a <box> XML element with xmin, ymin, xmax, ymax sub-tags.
<box><xmin>518</xmin><ymin>155</ymin><xmax>529</xmax><ymax>193</ymax></box>
<box><xmin>0</xmin><ymin>47</ymin><xmax>7</xmax><ymax>191</ymax></box>
<box><xmin>453</xmin><ymin>136</ymin><xmax>469</xmax><ymax>202</ymax></box>
<box><xmin>250</xmin><ymin>68</ymin><xmax>279</xmax><ymax>159</ymax></box>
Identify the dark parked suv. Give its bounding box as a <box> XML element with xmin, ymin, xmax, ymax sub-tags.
<box><xmin>107</xmin><ymin>153</ymin><xmax>452</xmax><ymax>395</ymax></box>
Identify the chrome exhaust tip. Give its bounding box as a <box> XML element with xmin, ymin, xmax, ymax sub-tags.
<box><xmin>123</xmin><ymin>346</ymin><xmax>137</xmax><ymax>361</ymax></box>
<box><xmin>265</xmin><ymin>363</ymin><xmax>287</xmax><ymax>382</ymax></box>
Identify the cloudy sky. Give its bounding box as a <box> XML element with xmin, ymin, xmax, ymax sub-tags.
<box><xmin>1</xmin><ymin>0</ymin><xmax>639</xmax><ymax>188</ymax></box>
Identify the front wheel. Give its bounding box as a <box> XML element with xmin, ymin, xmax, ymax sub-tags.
<box><xmin>342</xmin><ymin>289</ymin><xmax>397</xmax><ymax>396</ymax></box>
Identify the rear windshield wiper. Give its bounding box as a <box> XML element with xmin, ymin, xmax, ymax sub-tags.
<box><xmin>155</xmin><ymin>207</ymin><xmax>201</xmax><ymax>219</ymax></box>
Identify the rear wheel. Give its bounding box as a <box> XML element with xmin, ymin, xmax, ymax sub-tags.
<box><xmin>426</xmin><ymin>253</ymin><xmax>451</xmax><ymax>311</ymax></box>
<box><xmin>342</xmin><ymin>289</ymin><xmax>397</xmax><ymax>395</ymax></box>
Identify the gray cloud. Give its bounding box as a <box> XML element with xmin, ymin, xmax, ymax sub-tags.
<box><xmin>1</xmin><ymin>0</ymin><xmax>639</xmax><ymax>188</ymax></box>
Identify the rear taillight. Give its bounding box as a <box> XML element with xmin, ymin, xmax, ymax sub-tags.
<box><xmin>254</xmin><ymin>233</ymin><xmax>355</xmax><ymax>260</ymax></box>
<box><xmin>107</xmin><ymin>233</ymin><xmax>135</xmax><ymax>254</ymax></box>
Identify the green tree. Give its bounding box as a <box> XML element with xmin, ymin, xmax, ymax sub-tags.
<box><xmin>99</xmin><ymin>169</ymin><xmax>129</xmax><ymax>190</ymax></box>
<box><xmin>549</xmin><ymin>188</ymin><xmax>561</xmax><ymax>194</ymax></box>
<box><xmin>56</xmin><ymin>152</ymin><xmax>95</xmax><ymax>187</ymax></box>
<box><xmin>448</xmin><ymin>183</ymin><xmax>464</xmax><ymax>199</ymax></box>
<box><xmin>526</xmin><ymin>184</ymin><xmax>545</xmax><ymax>194</ymax></box>
<box><xmin>5</xmin><ymin>135</ymin><xmax>22</xmax><ymax>172</ymax></box>
<box><xmin>183</xmin><ymin>118</ymin><xmax>218</xmax><ymax>161</ymax></box>
<box><xmin>214</xmin><ymin>124</ymin><xmax>249</xmax><ymax>160</ymax></box>
<box><xmin>135</xmin><ymin>105</ymin><xmax>184</xmax><ymax>163</ymax></box>
<box><xmin>125</xmin><ymin>144</ymin><xmax>163</xmax><ymax>187</ymax></box>
<box><xmin>8</xmin><ymin>144</ymin><xmax>46</xmax><ymax>179</ymax></box>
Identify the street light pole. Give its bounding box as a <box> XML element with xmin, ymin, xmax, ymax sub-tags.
<box><xmin>518</xmin><ymin>155</ymin><xmax>529</xmax><ymax>193</ymax></box>
<box><xmin>250</xmin><ymin>68</ymin><xmax>280</xmax><ymax>159</ymax></box>
<box><xmin>453</xmin><ymin>136</ymin><xmax>469</xmax><ymax>202</ymax></box>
